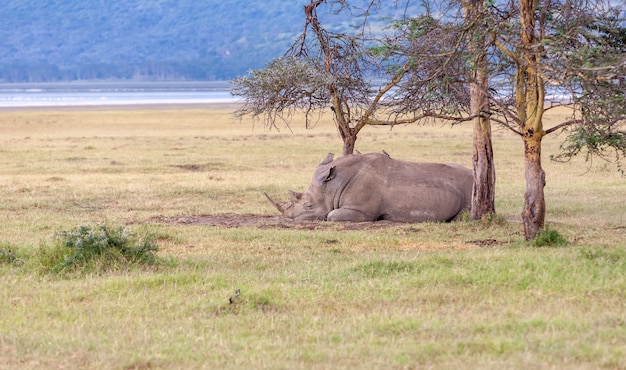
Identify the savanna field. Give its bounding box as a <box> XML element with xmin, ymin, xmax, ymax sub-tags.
<box><xmin>1</xmin><ymin>104</ymin><xmax>625</xmax><ymax>369</ymax></box>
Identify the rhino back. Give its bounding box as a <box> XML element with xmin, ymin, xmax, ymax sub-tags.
<box><xmin>334</xmin><ymin>154</ymin><xmax>472</xmax><ymax>222</ymax></box>
<box><xmin>381</xmin><ymin>160</ymin><xmax>471</xmax><ymax>221</ymax></box>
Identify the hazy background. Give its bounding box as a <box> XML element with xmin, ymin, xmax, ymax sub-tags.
<box><xmin>0</xmin><ymin>0</ymin><xmax>417</xmax><ymax>82</ymax></box>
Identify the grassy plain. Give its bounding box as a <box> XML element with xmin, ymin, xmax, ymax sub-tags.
<box><xmin>0</xmin><ymin>104</ymin><xmax>625</xmax><ymax>369</ymax></box>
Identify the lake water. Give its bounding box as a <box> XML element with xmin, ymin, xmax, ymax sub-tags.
<box><xmin>0</xmin><ymin>81</ymin><xmax>573</xmax><ymax>108</ymax></box>
<box><xmin>0</xmin><ymin>81</ymin><xmax>237</xmax><ymax>108</ymax></box>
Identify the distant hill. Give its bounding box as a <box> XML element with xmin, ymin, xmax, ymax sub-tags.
<box><xmin>0</xmin><ymin>1</ymin><xmax>416</xmax><ymax>82</ymax></box>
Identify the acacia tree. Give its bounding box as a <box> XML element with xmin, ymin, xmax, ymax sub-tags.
<box><xmin>232</xmin><ymin>1</ymin><xmax>486</xmax><ymax>152</ymax></box>
<box><xmin>232</xmin><ymin>0</ymin><xmax>499</xmax><ymax>219</ymax></box>
<box><xmin>486</xmin><ymin>0</ymin><xmax>626</xmax><ymax>239</ymax></box>
<box><xmin>232</xmin><ymin>0</ymin><xmax>399</xmax><ymax>156</ymax></box>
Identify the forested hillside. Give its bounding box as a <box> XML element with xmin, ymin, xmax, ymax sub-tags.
<box><xmin>0</xmin><ymin>0</ymin><xmax>305</xmax><ymax>81</ymax></box>
<box><xmin>0</xmin><ymin>0</ymin><xmax>414</xmax><ymax>82</ymax></box>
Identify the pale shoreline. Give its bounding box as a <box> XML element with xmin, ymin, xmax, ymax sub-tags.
<box><xmin>0</xmin><ymin>101</ymin><xmax>242</xmax><ymax>112</ymax></box>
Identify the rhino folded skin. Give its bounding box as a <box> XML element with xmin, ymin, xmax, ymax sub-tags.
<box><xmin>266</xmin><ymin>152</ymin><xmax>473</xmax><ymax>223</ymax></box>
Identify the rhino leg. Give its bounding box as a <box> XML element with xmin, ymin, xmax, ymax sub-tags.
<box><xmin>327</xmin><ymin>208</ymin><xmax>376</xmax><ymax>222</ymax></box>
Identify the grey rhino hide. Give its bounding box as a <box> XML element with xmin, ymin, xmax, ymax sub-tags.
<box><xmin>265</xmin><ymin>152</ymin><xmax>473</xmax><ymax>222</ymax></box>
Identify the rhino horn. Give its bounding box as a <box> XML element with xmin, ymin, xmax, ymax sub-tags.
<box><xmin>264</xmin><ymin>192</ymin><xmax>286</xmax><ymax>214</ymax></box>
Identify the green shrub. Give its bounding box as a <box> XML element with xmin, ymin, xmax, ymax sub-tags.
<box><xmin>42</xmin><ymin>224</ymin><xmax>159</xmax><ymax>275</ymax></box>
<box><xmin>534</xmin><ymin>227</ymin><xmax>568</xmax><ymax>247</ymax></box>
<box><xmin>0</xmin><ymin>244</ymin><xmax>20</xmax><ymax>265</ymax></box>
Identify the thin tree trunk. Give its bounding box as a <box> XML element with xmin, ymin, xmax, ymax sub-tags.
<box><xmin>463</xmin><ymin>0</ymin><xmax>496</xmax><ymax>220</ymax></box>
<box><xmin>522</xmin><ymin>134</ymin><xmax>546</xmax><ymax>240</ymax></box>
<box><xmin>519</xmin><ymin>86</ymin><xmax>547</xmax><ymax>240</ymax></box>
<box><xmin>331</xmin><ymin>92</ymin><xmax>356</xmax><ymax>156</ymax></box>
<box><xmin>306</xmin><ymin>0</ymin><xmax>357</xmax><ymax>157</ymax></box>
<box><xmin>518</xmin><ymin>0</ymin><xmax>547</xmax><ymax>240</ymax></box>
<box><xmin>342</xmin><ymin>134</ymin><xmax>356</xmax><ymax>157</ymax></box>
<box><xmin>470</xmin><ymin>44</ymin><xmax>496</xmax><ymax>219</ymax></box>
<box><xmin>472</xmin><ymin>113</ymin><xmax>496</xmax><ymax>219</ymax></box>
<box><xmin>519</xmin><ymin>111</ymin><xmax>547</xmax><ymax>240</ymax></box>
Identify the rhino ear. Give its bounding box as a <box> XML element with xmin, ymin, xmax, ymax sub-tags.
<box><xmin>319</xmin><ymin>153</ymin><xmax>334</xmax><ymax>166</ymax></box>
<box><xmin>316</xmin><ymin>166</ymin><xmax>336</xmax><ymax>184</ymax></box>
<box><xmin>289</xmin><ymin>190</ymin><xmax>303</xmax><ymax>202</ymax></box>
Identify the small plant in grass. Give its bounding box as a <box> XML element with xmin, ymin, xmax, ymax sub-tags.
<box><xmin>579</xmin><ymin>246</ymin><xmax>626</xmax><ymax>265</ymax></box>
<box><xmin>533</xmin><ymin>226</ymin><xmax>568</xmax><ymax>247</ymax></box>
<box><xmin>41</xmin><ymin>224</ymin><xmax>160</xmax><ymax>275</ymax></box>
<box><xmin>459</xmin><ymin>210</ymin><xmax>472</xmax><ymax>222</ymax></box>
<box><xmin>458</xmin><ymin>211</ymin><xmax>508</xmax><ymax>227</ymax></box>
<box><xmin>480</xmin><ymin>212</ymin><xmax>509</xmax><ymax>227</ymax></box>
<box><xmin>0</xmin><ymin>244</ymin><xmax>20</xmax><ymax>265</ymax></box>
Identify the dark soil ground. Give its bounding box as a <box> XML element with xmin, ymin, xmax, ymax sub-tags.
<box><xmin>151</xmin><ymin>213</ymin><xmax>503</xmax><ymax>247</ymax></box>
<box><xmin>151</xmin><ymin>213</ymin><xmax>398</xmax><ymax>230</ymax></box>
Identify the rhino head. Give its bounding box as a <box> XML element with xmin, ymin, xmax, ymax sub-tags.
<box><xmin>264</xmin><ymin>189</ymin><xmax>329</xmax><ymax>221</ymax></box>
<box><xmin>264</xmin><ymin>153</ymin><xmax>336</xmax><ymax>221</ymax></box>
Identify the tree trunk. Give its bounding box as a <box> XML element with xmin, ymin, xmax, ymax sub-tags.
<box><xmin>333</xmin><ymin>106</ymin><xmax>355</xmax><ymax>156</ymax></box>
<box><xmin>469</xmin><ymin>40</ymin><xmax>496</xmax><ymax>219</ymax></box>
<box><xmin>522</xmin><ymin>133</ymin><xmax>546</xmax><ymax>240</ymax></box>
<box><xmin>341</xmin><ymin>133</ymin><xmax>356</xmax><ymax>156</ymax></box>
<box><xmin>472</xmin><ymin>112</ymin><xmax>496</xmax><ymax>219</ymax></box>
<box><xmin>518</xmin><ymin>0</ymin><xmax>547</xmax><ymax>240</ymax></box>
<box><xmin>463</xmin><ymin>0</ymin><xmax>496</xmax><ymax>220</ymax></box>
<box><xmin>330</xmin><ymin>89</ymin><xmax>356</xmax><ymax>156</ymax></box>
<box><xmin>306</xmin><ymin>0</ymin><xmax>358</xmax><ymax>157</ymax></box>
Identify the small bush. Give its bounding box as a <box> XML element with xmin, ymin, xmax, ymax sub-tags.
<box><xmin>42</xmin><ymin>224</ymin><xmax>159</xmax><ymax>275</ymax></box>
<box><xmin>534</xmin><ymin>227</ymin><xmax>568</xmax><ymax>247</ymax></box>
<box><xmin>0</xmin><ymin>244</ymin><xmax>20</xmax><ymax>265</ymax></box>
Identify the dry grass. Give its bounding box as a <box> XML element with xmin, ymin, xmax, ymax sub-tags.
<box><xmin>0</xmin><ymin>105</ymin><xmax>625</xmax><ymax>369</ymax></box>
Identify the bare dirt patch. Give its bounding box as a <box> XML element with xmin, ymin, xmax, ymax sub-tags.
<box><xmin>150</xmin><ymin>214</ymin><xmax>506</xmax><ymax>249</ymax></box>
<box><xmin>151</xmin><ymin>213</ymin><xmax>401</xmax><ymax>231</ymax></box>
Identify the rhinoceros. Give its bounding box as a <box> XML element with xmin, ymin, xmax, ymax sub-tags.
<box><xmin>265</xmin><ymin>152</ymin><xmax>473</xmax><ymax>222</ymax></box>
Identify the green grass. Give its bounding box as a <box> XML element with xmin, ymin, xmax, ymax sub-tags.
<box><xmin>0</xmin><ymin>106</ymin><xmax>625</xmax><ymax>369</ymax></box>
<box><xmin>33</xmin><ymin>224</ymin><xmax>162</xmax><ymax>275</ymax></box>
<box><xmin>2</xmin><ymin>244</ymin><xmax>625</xmax><ymax>368</ymax></box>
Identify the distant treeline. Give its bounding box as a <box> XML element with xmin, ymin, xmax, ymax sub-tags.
<box><xmin>0</xmin><ymin>1</ymin><xmax>304</xmax><ymax>82</ymax></box>
<box><xmin>0</xmin><ymin>1</ymin><xmax>418</xmax><ymax>83</ymax></box>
